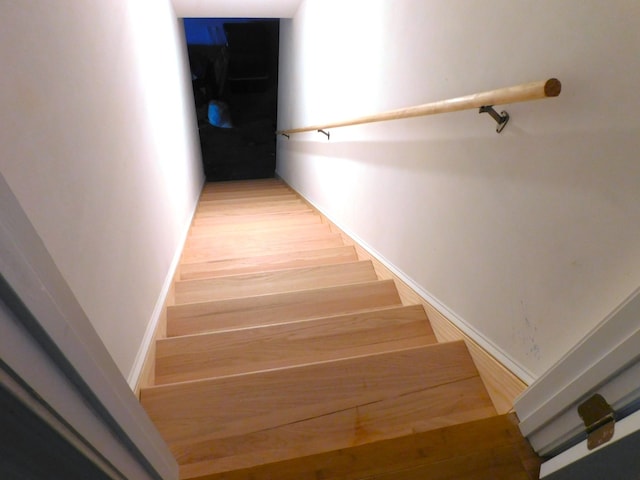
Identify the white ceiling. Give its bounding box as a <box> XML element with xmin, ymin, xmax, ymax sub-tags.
<box><xmin>171</xmin><ymin>0</ymin><xmax>303</xmax><ymax>18</ymax></box>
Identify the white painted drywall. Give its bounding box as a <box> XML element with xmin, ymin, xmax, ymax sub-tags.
<box><xmin>0</xmin><ymin>0</ymin><xmax>204</xmax><ymax>380</ymax></box>
<box><xmin>277</xmin><ymin>0</ymin><xmax>640</xmax><ymax>382</ymax></box>
<box><xmin>172</xmin><ymin>0</ymin><xmax>302</xmax><ymax>18</ymax></box>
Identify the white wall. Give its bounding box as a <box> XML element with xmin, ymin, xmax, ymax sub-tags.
<box><xmin>172</xmin><ymin>0</ymin><xmax>302</xmax><ymax>18</ymax></box>
<box><xmin>277</xmin><ymin>0</ymin><xmax>640</xmax><ymax>382</ymax></box>
<box><xmin>0</xmin><ymin>0</ymin><xmax>204</xmax><ymax>381</ymax></box>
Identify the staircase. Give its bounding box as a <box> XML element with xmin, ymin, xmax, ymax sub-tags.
<box><xmin>140</xmin><ymin>179</ymin><xmax>539</xmax><ymax>480</ymax></box>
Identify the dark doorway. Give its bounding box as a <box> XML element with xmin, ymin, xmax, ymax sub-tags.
<box><xmin>184</xmin><ymin>19</ymin><xmax>279</xmax><ymax>181</ymax></box>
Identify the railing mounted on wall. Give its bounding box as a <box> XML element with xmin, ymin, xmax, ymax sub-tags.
<box><xmin>277</xmin><ymin>78</ymin><xmax>561</xmax><ymax>137</ymax></box>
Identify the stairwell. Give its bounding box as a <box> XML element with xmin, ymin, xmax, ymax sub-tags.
<box><xmin>139</xmin><ymin>178</ymin><xmax>539</xmax><ymax>479</ymax></box>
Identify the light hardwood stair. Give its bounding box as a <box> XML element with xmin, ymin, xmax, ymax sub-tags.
<box><xmin>174</xmin><ymin>261</ymin><xmax>378</xmax><ymax>304</ymax></box>
<box><xmin>181</xmin><ymin>231</ymin><xmax>344</xmax><ymax>263</ymax></box>
<box><xmin>155</xmin><ymin>304</ymin><xmax>437</xmax><ymax>384</ymax></box>
<box><xmin>179</xmin><ymin>245</ymin><xmax>358</xmax><ymax>280</ymax></box>
<box><xmin>166</xmin><ymin>280</ymin><xmax>403</xmax><ymax>337</ymax></box>
<box><xmin>139</xmin><ymin>179</ymin><xmax>539</xmax><ymax>480</ymax></box>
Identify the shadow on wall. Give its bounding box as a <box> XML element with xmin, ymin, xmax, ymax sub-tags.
<box><xmin>278</xmin><ymin>128</ymin><xmax>633</xmax><ymax>190</ymax></box>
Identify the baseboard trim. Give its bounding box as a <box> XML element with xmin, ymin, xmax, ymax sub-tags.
<box><xmin>280</xmin><ymin>177</ymin><xmax>532</xmax><ymax>412</ymax></box>
<box><xmin>129</xmin><ymin>183</ymin><xmax>204</xmax><ymax>393</ymax></box>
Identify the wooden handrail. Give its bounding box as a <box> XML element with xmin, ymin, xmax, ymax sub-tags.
<box><xmin>277</xmin><ymin>78</ymin><xmax>561</xmax><ymax>136</ymax></box>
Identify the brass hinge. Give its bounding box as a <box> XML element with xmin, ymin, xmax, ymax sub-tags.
<box><xmin>578</xmin><ymin>393</ymin><xmax>615</xmax><ymax>450</ymax></box>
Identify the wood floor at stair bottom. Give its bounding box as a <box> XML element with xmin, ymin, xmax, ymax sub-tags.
<box><xmin>166</xmin><ymin>279</ymin><xmax>402</xmax><ymax>337</ymax></box>
<box><xmin>140</xmin><ymin>343</ymin><xmax>496</xmax><ymax>478</ymax></box>
<box><xmin>155</xmin><ymin>304</ymin><xmax>437</xmax><ymax>384</ymax></box>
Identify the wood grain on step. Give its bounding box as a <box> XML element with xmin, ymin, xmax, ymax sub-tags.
<box><xmin>167</xmin><ymin>279</ymin><xmax>402</xmax><ymax>337</ymax></box>
<box><xmin>194</xmin><ymin>200</ymin><xmax>309</xmax><ymax>218</ymax></box>
<box><xmin>155</xmin><ymin>304</ymin><xmax>436</xmax><ymax>383</ymax></box>
<box><xmin>140</xmin><ymin>342</ymin><xmax>482</xmax><ymax>445</ymax></box>
<box><xmin>189</xmin><ymin>212</ymin><xmax>322</xmax><ymax>235</ymax></box>
<box><xmin>184</xmin><ymin>223</ymin><xmax>332</xmax><ymax>250</ymax></box>
<box><xmin>181</xmin><ymin>234</ymin><xmax>344</xmax><ymax>264</ymax></box>
<box><xmin>174</xmin><ymin>261</ymin><xmax>377</xmax><ymax>304</ymax></box>
<box><xmin>179</xmin><ymin>246</ymin><xmax>358</xmax><ymax>281</ymax></box>
<box><xmin>201</xmin><ymin>178</ymin><xmax>285</xmax><ymax>193</ymax></box>
<box><xmin>198</xmin><ymin>193</ymin><xmax>299</xmax><ymax>207</ymax></box>
<box><xmin>199</xmin><ymin>188</ymin><xmax>294</xmax><ymax>202</ymax></box>
<box><xmin>196</xmin><ymin>197</ymin><xmax>303</xmax><ymax>213</ymax></box>
<box><xmin>185</xmin><ymin>414</ymin><xmax>534</xmax><ymax>480</ymax></box>
<box><xmin>201</xmin><ymin>178</ymin><xmax>283</xmax><ymax>190</ymax></box>
<box><xmin>176</xmin><ymin>376</ymin><xmax>496</xmax><ymax>478</ymax></box>
<box><xmin>191</xmin><ymin>210</ymin><xmax>317</xmax><ymax>227</ymax></box>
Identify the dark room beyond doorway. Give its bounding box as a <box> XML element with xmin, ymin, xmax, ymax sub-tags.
<box><xmin>184</xmin><ymin>18</ymin><xmax>279</xmax><ymax>182</ymax></box>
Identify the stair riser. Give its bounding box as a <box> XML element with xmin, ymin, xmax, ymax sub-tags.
<box><xmin>181</xmin><ymin>235</ymin><xmax>345</xmax><ymax>264</ymax></box>
<box><xmin>174</xmin><ymin>261</ymin><xmax>378</xmax><ymax>304</ymax></box>
<box><xmin>201</xmin><ymin>179</ymin><xmax>292</xmax><ymax>195</ymax></box>
<box><xmin>188</xmin><ymin>213</ymin><xmax>323</xmax><ymax>236</ymax></box>
<box><xmin>155</xmin><ymin>305</ymin><xmax>436</xmax><ymax>384</ymax></box>
<box><xmin>184</xmin><ymin>414</ymin><xmax>527</xmax><ymax>480</ymax></box>
<box><xmin>166</xmin><ymin>280</ymin><xmax>402</xmax><ymax>337</ymax></box>
<box><xmin>192</xmin><ymin>209</ymin><xmax>319</xmax><ymax>226</ymax></box>
<box><xmin>179</xmin><ymin>246</ymin><xmax>358</xmax><ymax>281</ymax></box>
<box><xmin>184</xmin><ymin>224</ymin><xmax>333</xmax><ymax>251</ymax></box>
<box><xmin>195</xmin><ymin>201</ymin><xmax>306</xmax><ymax>216</ymax></box>
<box><xmin>194</xmin><ymin>201</ymin><xmax>309</xmax><ymax>218</ymax></box>
<box><xmin>198</xmin><ymin>193</ymin><xmax>299</xmax><ymax>207</ymax></box>
<box><xmin>141</xmin><ymin>342</ymin><xmax>483</xmax><ymax>445</ymax></box>
<box><xmin>175</xmin><ymin>376</ymin><xmax>496</xmax><ymax>478</ymax></box>
<box><xmin>183</xmin><ymin>225</ymin><xmax>337</xmax><ymax>258</ymax></box>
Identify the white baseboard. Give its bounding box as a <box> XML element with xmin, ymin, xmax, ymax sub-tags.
<box><xmin>127</xmin><ymin>188</ymin><xmax>202</xmax><ymax>390</ymax></box>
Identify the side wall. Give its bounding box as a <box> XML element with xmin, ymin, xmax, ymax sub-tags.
<box><xmin>277</xmin><ymin>0</ymin><xmax>640</xmax><ymax>382</ymax></box>
<box><xmin>0</xmin><ymin>0</ymin><xmax>204</xmax><ymax>381</ymax></box>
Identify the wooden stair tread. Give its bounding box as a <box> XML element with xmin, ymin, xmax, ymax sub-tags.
<box><xmin>141</xmin><ymin>343</ymin><xmax>495</xmax><ymax>476</ymax></box>
<box><xmin>192</xmin><ymin>210</ymin><xmax>317</xmax><ymax>227</ymax></box>
<box><xmin>187</xmin><ymin>220</ymin><xmax>330</xmax><ymax>241</ymax></box>
<box><xmin>174</xmin><ymin>261</ymin><xmax>377</xmax><ymax>304</ymax></box>
<box><xmin>189</xmin><ymin>212</ymin><xmax>322</xmax><ymax>235</ymax></box>
<box><xmin>201</xmin><ymin>178</ymin><xmax>286</xmax><ymax>192</ymax></box>
<box><xmin>177</xmin><ymin>376</ymin><xmax>497</xmax><ymax>478</ymax></box>
<box><xmin>184</xmin><ymin>223</ymin><xmax>333</xmax><ymax>250</ymax></box>
<box><xmin>196</xmin><ymin>199</ymin><xmax>306</xmax><ymax>215</ymax></box>
<box><xmin>201</xmin><ymin>178</ymin><xmax>285</xmax><ymax>189</ymax></box>
<box><xmin>141</xmin><ymin>342</ymin><xmax>488</xmax><ymax>442</ymax></box>
<box><xmin>185</xmin><ymin>413</ymin><xmax>536</xmax><ymax>480</ymax></box>
<box><xmin>181</xmin><ymin>233</ymin><xmax>345</xmax><ymax>264</ymax></box>
<box><xmin>167</xmin><ymin>279</ymin><xmax>402</xmax><ymax>337</ymax></box>
<box><xmin>179</xmin><ymin>246</ymin><xmax>358</xmax><ymax>280</ymax></box>
<box><xmin>198</xmin><ymin>193</ymin><xmax>299</xmax><ymax>206</ymax></box>
<box><xmin>156</xmin><ymin>304</ymin><xmax>437</xmax><ymax>384</ymax></box>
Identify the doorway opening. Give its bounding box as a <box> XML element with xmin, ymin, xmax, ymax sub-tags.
<box><xmin>184</xmin><ymin>18</ymin><xmax>279</xmax><ymax>182</ymax></box>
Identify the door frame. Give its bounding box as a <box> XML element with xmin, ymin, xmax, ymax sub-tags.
<box><xmin>0</xmin><ymin>173</ymin><xmax>177</xmax><ymax>479</ymax></box>
<box><xmin>514</xmin><ymin>285</ymin><xmax>640</xmax><ymax>458</ymax></box>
